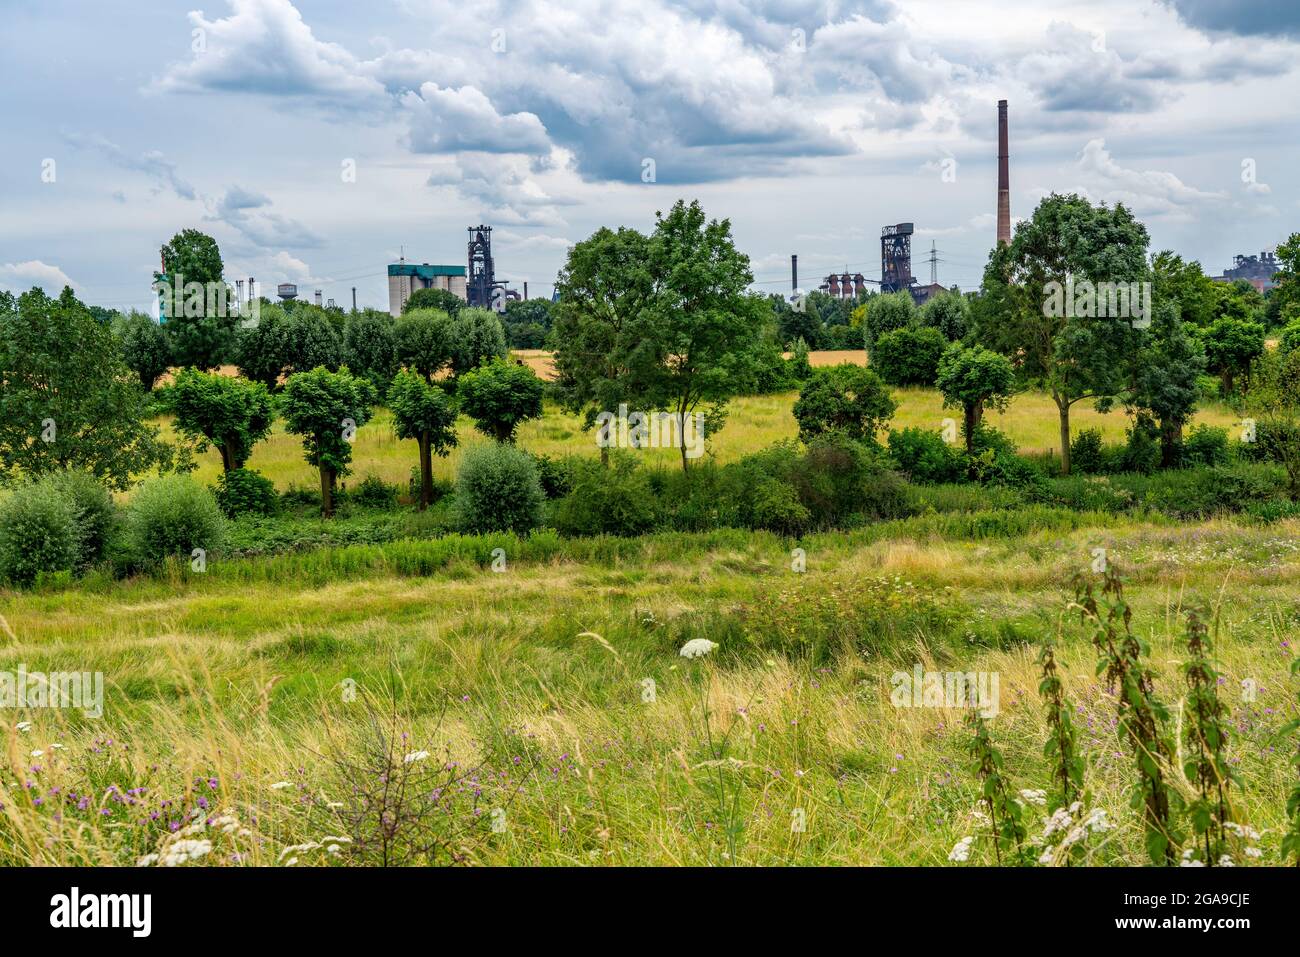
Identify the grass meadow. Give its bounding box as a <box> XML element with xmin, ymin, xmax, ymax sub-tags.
<box><xmin>0</xmin><ymin>354</ymin><xmax>1291</xmax><ymax>868</ymax></box>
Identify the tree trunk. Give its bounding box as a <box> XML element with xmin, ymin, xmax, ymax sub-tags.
<box><xmin>1160</xmin><ymin>419</ymin><xmax>1182</xmax><ymax>469</ymax></box>
<box><xmin>963</xmin><ymin>401</ymin><xmax>982</xmax><ymax>454</ymax></box>
<box><xmin>320</xmin><ymin>464</ymin><xmax>334</xmax><ymax>518</ymax></box>
<box><xmin>1057</xmin><ymin>399</ymin><xmax>1072</xmax><ymax>476</ymax></box>
<box><xmin>418</xmin><ymin>431</ymin><xmax>432</xmax><ymax>511</ymax></box>
<box><xmin>220</xmin><ymin>444</ymin><xmax>234</xmax><ymax>473</ymax></box>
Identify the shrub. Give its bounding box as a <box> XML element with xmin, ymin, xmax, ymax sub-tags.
<box><xmin>1119</xmin><ymin>414</ymin><xmax>1161</xmax><ymax>475</ymax></box>
<box><xmin>792</xmin><ymin>365</ymin><xmax>896</xmax><ymax>444</ymax></box>
<box><xmin>530</xmin><ymin>454</ymin><xmax>575</xmax><ymax>499</ymax></box>
<box><xmin>871</xmin><ymin>326</ymin><xmax>947</xmax><ymax>386</ymax></box>
<box><xmin>749</xmin><ymin>478</ymin><xmax>812</xmax><ymax>535</ymax></box>
<box><xmin>349</xmin><ymin>475</ymin><xmax>400</xmax><ymax>510</ymax></box>
<box><xmin>1181</xmin><ymin>424</ymin><xmax>1229</xmax><ymax>467</ymax></box>
<box><xmin>48</xmin><ymin>470</ymin><xmax>116</xmax><ymax>568</ymax></box>
<box><xmin>0</xmin><ymin>479</ymin><xmax>80</xmax><ymax>586</ymax></box>
<box><xmin>454</xmin><ymin>443</ymin><xmax>545</xmax><ymax>534</ymax></box>
<box><xmin>1069</xmin><ymin>428</ymin><xmax>1107</xmax><ymax>475</ymax></box>
<box><xmin>214</xmin><ymin>468</ymin><xmax>279</xmax><ymax>517</ymax></box>
<box><xmin>124</xmin><ymin>475</ymin><xmax>226</xmax><ymax>567</ymax></box>
<box><xmin>552</xmin><ymin>455</ymin><xmax>656</xmax><ymax>537</ymax></box>
<box><xmin>792</xmin><ymin>432</ymin><xmax>914</xmax><ymax>526</ymax></box>
<box><xmin>888</xmin><ymin>427</ymin><xmax>965</xmax><ymax>483</ymax></box>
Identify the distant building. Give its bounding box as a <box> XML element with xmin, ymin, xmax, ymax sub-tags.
<box><xmin>1212</xmin><ymin>251</ymin><xmax>1280</xmax><ymax>293</ymax></box>
<box><xmin>387</xmin><ymin>261</ymin><xmax>468</xmax><ymax>317</ymax></box>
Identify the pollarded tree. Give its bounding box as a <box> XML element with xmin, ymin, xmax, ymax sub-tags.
<box><xmin>918</xmin><ymin>290</ymin><xmax>970</xmax><ymax>342</ymax></box>
<box><xmin>981</xmin><ymin>193</ymin><xmax>1149</xmax><ymax>475</ymax></box>
<box><xmin>0</xmin><ymin>287</ymin><xmax>183</xmax><ymax>490</ymax></box>
<box><xmin>449</xmin><ymin>307</ymin><xmax>508</xmax><ymax>376</ymax></box>
<box><xmin>1131</xmin><ymin>302</ymin><xmax>1206</xmax><ymax>467</ymax></box>
<box><xmin>343</xmin><ymin>308</ymin><xmax>399</xmax><ymax>396</ymax></box>
<box><xmin>1200</xmin><ymin>316</ymin><xmax>1265</xmax><ymax>396</ymax></box>
<box><xmin>627</xmin><ymin>199</ymin><xmax>764</xmax><ymax>472</ymax></box>
<box><xmin>935</xmin><ymin>343</ymin><xmax>1016</xmax><ymax>453</ymax></box>
<box><xmin>792</xmin><ymin>364</ymin><xmax>897</xmax><ymax>445</ymax></box>
<box><xmin>394</xmin><ymin>308</ymin><xmax>454</xmax><ymax>382</ymax></box>
<box><xmin>280</xmin><ymin>366</ymin><xmax>377</xmax><ymax>517</ymax></box>
<box><xmin>387</xmin><ymin>369</ymin><xmax>458</xmax><ymax>510</ymax></box>
<box><xmin>169</xmin><ymin>368</ymin><xmax>274</xmax><ymax>472</ymax></box>
<box><xmin>863</xmin><ymin>291</ymin><xmax>916</xmax><ymax>352</ymax></box>
<box><xmin>456</xmin><ymin>357</ymin><xmax>545</xmax><ymax>443</ymax></box>
<box><xmin>115</xmin><ymin>310</ymin><xmax>172</xmax><ymax>390</ymax></box>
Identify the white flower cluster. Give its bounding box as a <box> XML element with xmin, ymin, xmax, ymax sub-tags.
<box><xmin>1018</xmin><ymin>789</ymin><xmax>1047</xmax><ymax>807</ymax></box>
<box><xmin>1037</xmin><ymin>802</ymin><xmax>1112</xmax><ymax>865</ymax></box>
<box><xmin>948</xmin><ymin>836</ymin><xmax>974</xmax><ymax>863</ymax></box>
<box><xmin>137</xmin><ymin>809</ymin><xmax>250</xmax><ymax>867</ymax></box>
<box><xmin>679</xmin><ymin>638</ymin><xmax>718</xmax><ymax>659</ymax></box>
<box><xmin>279</xmin><ymin>835</ymin><xmax>352</xmax><ymax>866</ymax></box>
<box><xmin>404</xmin><ymin>750</ymin><xmax>430</xmax><ymax>764</ymax></box>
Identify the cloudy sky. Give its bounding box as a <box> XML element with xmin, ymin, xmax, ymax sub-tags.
<box><xmin>2</xmin><ymin>0</ymin><xmax>1297</xmax><ymax>312</ymax></box>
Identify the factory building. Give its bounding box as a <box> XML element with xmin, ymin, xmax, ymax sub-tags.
<box><xmin>387</xmin><ymin>261</ymin><xmax>467</xmax><ymax>317</ymax></box>
<box><xmin>1212</xmin><ymin>251</ymin><xmax>1280</xmax><ymax>293</ymax></box>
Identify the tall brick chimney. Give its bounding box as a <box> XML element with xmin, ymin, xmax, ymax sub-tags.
<box><xmin>997</xmin><ymin>99</ymin><xmax>1011</xmax><ymax>247</ymax></box>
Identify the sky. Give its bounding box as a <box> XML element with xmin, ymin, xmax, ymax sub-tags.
<box><xmin>1</xmin><ymin>0</ymin><xmax>1298</xmax><ymax>313</ymax></box>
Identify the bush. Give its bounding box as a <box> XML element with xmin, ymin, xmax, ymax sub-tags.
<box><xmin>552</xmin><ymin>455</ymin><xmax>656</xmax><ymax>537</ymax></box>
<box><xmin>1181</xmin><ymin>424</ymin><xmax>1229</xmax><ymax>467</ymax></box>
<box><xmin>454</xmin><ymin>443</ymin><xmax>545</xmax><ymax>534</ymax></box>
<box><xmin>214</xmin><ymin>468</ymin><xmax>279</xmax><ymax>517</ymax></box>
<box><xmin>888</xmin><ymin>427</ymin><xmax>965</xmax><ymax>483</ymax></box>
<box><xmin>792</xmin><ymin>433</ymin><xmax>914</xmax><ymax>526</ymax></box>
<box><xmin>749</xmin><ymin>478</ymin><xmax>812</xmax><ymax>536</ymax></box>
<box><xmin>123</xmin><ymin>475</ymin><xmax>226</xmax><ymax>567</ymax></box>
<box><xmin>530</xmin><ymin>454</ymin><xmax>575</xmax><ymax>499</ymax></box>
<box><xmin>47</xmin><ymin>470</ymin><xmax>116</xmax><ymax>569</ymax></box>
<box><xmin>871</xmin><ymin>326</ymin><xmax>947</xmax><ymax>386</ymax></box>
<box><xmin>792</xmin><ymin>364</ymin><xmax>896</xmax><ymax>444</ymax></box>
<box><xmin>1069</xmin><ymin>428</ymin><xmax>1107</xmax><ymax>475</ymax></box>
<box><xmin>1119</xmin><ymin>414</ymin><xmax>1161</xmax><ymax>475</ymax></box>
<box><xmin>0</xmin><ymin>479</ymin><xmax>81</xmax><ymax>586</ymax></box>
<box><xmin>348</xmin><ymin>475</ymin><xmax>400</xmax><ymax>510</ymax></box>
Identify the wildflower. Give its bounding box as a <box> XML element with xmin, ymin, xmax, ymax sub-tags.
<box><xmin>948</xmin><ymin>836</ymin><xmax>974</xmax><ymax>863</ymax></box>
<box><xmin>159</xmin><ymin>839</ymin><xmax>213</xmax><ymax>867</ymax></box>
<box><xmin>30</xmin><ymin>750</ymin><xmax>43</xmax><ymax>758</ymax></box>
<box><xmin>269</xmin><ymin>781</ymin><xmax>293</xmax><ymax>791</ymax></box>
<box><xmin>404</xmin><ymin>750</ymin><xmax>430</xmax><ymax>764</ymax></box>
<box><xmin>679</xmin><ymin>638</ymin><xmax>718</xmax><ymax>659</ymax></box>
<box><xmin>16</xmin><ymin>721</ymin><xmax>31</xmax><ymax>732</ymax></box>
<box><xmin>1018</xmin><ymin>789</ymin><xmax>1047</xmax><ymax>807</ymax></box>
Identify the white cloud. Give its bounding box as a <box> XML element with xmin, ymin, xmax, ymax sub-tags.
<box><xmin>404</xmin><ymin>84</ymin><xmax>551</xmax><ymax>155</ymax></box>
<box><xmin>1076</xmin><ymin>138</ymin><xmax>1227</xmax><ymax>219</ymax></box>
<box><xmin>0</xmin><ymin>261</ymin><xmax>78</xmax><ymax>294</ymax></box>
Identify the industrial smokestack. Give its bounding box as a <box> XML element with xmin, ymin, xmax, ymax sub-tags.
<box><xmin>236</xmin><ymin>279</ymin><xmax>245</xmax><ymax>306</ymax></box>
<box><xmin>314</xmin><ymin>289</ymin><xmax>323</xmax><ymax>307</ymax></box>
<box><xmin>248</xmin><ymin>277</ymin><xmax>255</xmax><ymax>303</ymax></box>
<box><xmin>791</xmin><ymin>254</ymin><xmax>798</xmax><ymax>293</ymax></box>
<box><xmin>352</xmin><ymin>287</ymin><xmax>357</xmax><ymax>312</ymax></box>
<box><xmin>524</xmin><ymin>281</ymin><xmax>529</xmax><ymax>301</ymax></box>
<box><xmin>997</xmin><ymin>99</ymin><xmax>1011</xmax><ymax>247</ymax></box>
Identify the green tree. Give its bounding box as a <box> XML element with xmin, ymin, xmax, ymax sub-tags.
<box><xmin>935</xmin><ymin>343</ymin><xmax>1016</xmax><ymax>453</ymax></box>
<box><xmin>502</xmin><ymin>298</ymin><xmax>554</xmax><ymax>349</ymax></box>
<box><xmin>279</xmin><ymin>366</ymin><xmax>377</xmax><ymax>517</ymax></box>
<box><xmin>626</xmin><ymin>199</ymin><xmax>762</xmax><ymax>472</ymax></box>
<box><xmin>1246</xmin><ymin>346</ymin><xmax>1300</xmax><ymax>498</ymax></box>
<box><xmin>394</xmin><ymin>308</ymin><xmax>454</xmax><ymax>382</ymax></box>
<box><xmin>1151</xmin><ymin>251</ymin><xmax>1216</xmax><ymax>329</ymax></box>
<box><xmin>1200</xmin><ymin>316</ymin><xmax>1265</xmax><ymax>395</ymax></box>
<box><xmin>169</xmin><ymin>368</ymin><xmax>274</xmax><ymax>472</ymax></box>
<box><xmin>1131</xmin><ymin>302</ymin><xmax>1206</xmax><ymax>467</ymax></box>
<box><xmin>160</xmin><ymin>228</ymin><xmax>236</xmax><ymax>370</ymax></box>
<box><xmin>552</xmin><ymin>225</ymin><xmax>654</xmax><ymax>464</ymax></box>
<box><xmin>235</xmin><ymin>303</ymin><xmax>291</xmax><ymax>390</ymax></box>
<box><xmin>980</xmin><ymin>193</ymin><xmax>1149</xmax><ymax>475</ymax></box>
<box><xmin>457</xmin><ymin>357</ymin><xmax>545</xmax><ymax>443</ymax></box>
<box><xmin>0</xmin><ymin>287</ymin><xmax>183</xmax><ymax>490</ymax></box>
<box><xmin>1269</xmin><ymin>232</ymin><xmax>1300</xmax><ymax>328</ymax></box>
<box><xmin>403</xmin><ymin>287</ymin><xmax>464</xmax><ymax>317</ymax></box>
<box><xmin>449</xmin><ymin>306</ymin><xmax>508</xmax><ymax>376</ymax></box>
<box><xmin>863</xmin><ymin>291</ymin><xmax>916</xmax><ymax>351</ymax></box>
<box><xmin>872</xmin><ymin>326</ymin><xmax>947</xmax><ymax>386</ymax></box>
<box><xmin>792</xmin><ymin>364</ymin><xmax>896</xmax><ymax>445</ymax></box>
<box><xmin>387</xmin><ymin>369</ymin><xmax>458</xmax><ymax>510</ymax></box>
<box><xmin>343</xmin><ymin>308</ymin><xmax>399</xmax><ymax>395</ymax></box>
<box><xmin>114</xmin><ymin>310</ymin><xmax>172</xmax><ymax>390</ymax></box>
<box><xmin>918</xmin><ymin>290</ymin><xmax>969</xmax><ymax>341</ymax></box>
